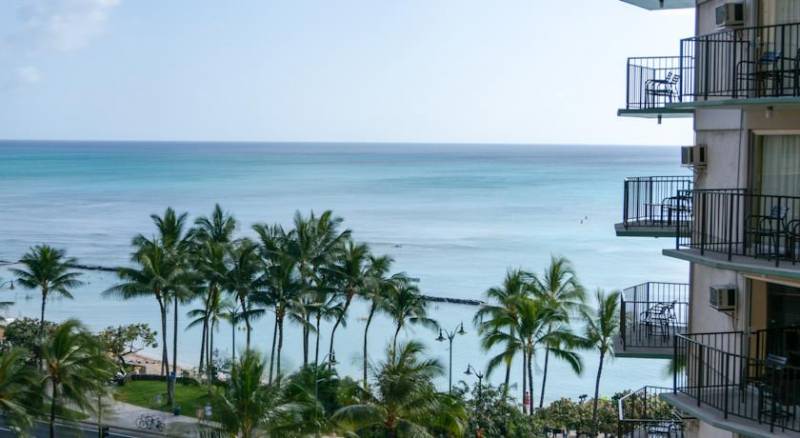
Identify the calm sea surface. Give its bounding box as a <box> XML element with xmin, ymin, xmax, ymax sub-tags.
<box><xmin>0</xmin><ymin>141</ymin><xmax>688</xmax><ymax>402</ymax></box>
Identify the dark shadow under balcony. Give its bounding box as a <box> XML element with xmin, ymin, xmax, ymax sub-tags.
<box><xmin>615</xmin><ymin>282</ymin><xmax>689</xmax><ymax>359</ymax></box>
<box><xmin>616</xmin><ymin>176</ymin><xmax>693</xmax><ymax>238</ymax></box>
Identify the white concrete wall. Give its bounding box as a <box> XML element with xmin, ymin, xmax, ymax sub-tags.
<box><xmin>689</xmin><ymin>263</ymin><xmax>745</xmax><ymax>335</ymax></box>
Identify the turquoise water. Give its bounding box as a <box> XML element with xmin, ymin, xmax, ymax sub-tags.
<box><xmin>0</xmin><ymin>141</ymin><xmax>688</xmax><ymax>402</ymax></box>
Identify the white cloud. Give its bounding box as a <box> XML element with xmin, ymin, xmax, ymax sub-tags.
<box><xmin>16</xmin><ymin>0</ymin><xmax>121</xmax><ymax>52</ymax></box>
<box><xmin>16</xmin><ymin>66</ymin><xmax>43</xmax><ymax>85</ymax></box>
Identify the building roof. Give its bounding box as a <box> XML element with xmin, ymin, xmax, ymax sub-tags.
<box><xmin>619</xmin><ymin>0</ymin><xmax>694</xmax><ymax>10</ymax></box>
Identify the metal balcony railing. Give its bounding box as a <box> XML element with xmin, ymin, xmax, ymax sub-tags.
<box><xmin>622</xmin><ymin>176</ymin><xmax>693</xmax><ymax>230</ymax></box>
<box><xmin>674</xmin><ymin>328</ymin><xmax>800</xmax><ymax>434</ymax></box>
<box><xmin>676</xmin><ymin>189</ymin><xmax>800</xmax><ymax>268</ymax></box>
<box><xmin>625</xmin><ymin>56</ymin><xmax>695</xmax><ymax>110</ymax></box>
<box><xmin>619</xmin><ymin>282</ymin><xmax>689</xmax><ymax>352</ymax></box>
<box><xmin>682</xmin><ymin>21</ymin><xmax>800</xmax><ymax>100</ymax></box>
<box><xmin>618</xmin><ymin>386</ymin><xmax>686</xmax><ymax>437</ymax></box>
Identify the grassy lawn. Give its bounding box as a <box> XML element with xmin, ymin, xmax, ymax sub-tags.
<box><xmin>113</xmin><ymin>380</ymin><xmax>219</xmax><ymax>418</ymax></box>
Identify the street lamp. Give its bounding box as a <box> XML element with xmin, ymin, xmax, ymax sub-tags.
<box><xmin>436</xmin><ymin>322</ymin><xmax>465</xmax><ymax>393</ymax></box>
<box><xmin>464</xmin><ymin>364</ymin><xmax>484</xmax><ymax>406</ymax></box>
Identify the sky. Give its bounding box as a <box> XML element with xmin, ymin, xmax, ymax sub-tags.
<box><xmin>0</xmin><ymin>0</ymin><xmax>695</xmax><ymax>145</ymax></box>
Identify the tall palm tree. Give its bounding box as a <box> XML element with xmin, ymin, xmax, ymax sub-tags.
<box><xmin>288</xmin><ymin>211</ymin><xmax>351</xmax><ymax>366</ymax></box>
<box><xmin>144</xmin><ymin>208</ymin><xmax>195</xmax><ymax>393</ymax></box>
<box><xmin>481</xmin><ymin>297</ymin><xmax>583</xmax><ymax>415</ymax></box>
<box><xmin>11</xmin><ymin>245</ymin><xmax>83</xmax><ymax>337</ymax></box>
<box><xmin>0</xmin><ymin>348</ymin><xmax>38</xmax><ymax>433</ymax></box>
<box><xmin>39</xmin><ymin>319</ymin><xmax>115</xmax><ymax>438</ymax></box>
<box><xmin>528</xmin><ymin>256</ymin><xmax>586</xmax><ymax>408</ymax></box>
<box><xmin>191</xmin><ymin>241</ymin><xmax>228</xmax><ymax>374</ymax></box>
<box><xmin>103</xmin><ymin>239</ymin><xmax>190</xmax><ymax>405</ymax></box>
<box><xmin>383</xmin><ymin>277</ymin><xmax>437</xmax><ymax>354</ymax></box>
<box><xmin>223</xmin><ymin>239</ymin><xmax>265</xmax><ymax>351</ymax></box>
<box><xmin>191</xmin><ymin>204</ymin><xmax>237</xmax><ymax>372</ymax></box>
<box><xmin>582</xmin><ymin>289</ymin><xmax>620</xmax><ymax>436</ymax></box>
<box><xmin>220</xmin><ymin>301</ymin><xmax>241</xmax><ymax>363</ymax></box>
<box><xmin>327</xmin><ymin>240</ymin><xmax>370</xmax><ymax>359</ymax></box>
<box><xmin>473</xmin><ymin>269</ymin><xmax>530</xmax><ymax>399</ymax></box>
<box><xmin>333</xmin><ymin>341</ymin><xmax>466</xmax><ymax>437</ymax></box>
<box><xmin>187</xmin><ymin>293</ymin><xmax>232</xmax><ymax>380</ymax></box>
<box><xmin>360</xmin><ymin>255</ymin><xmax>394</xmax><ymax>388</ymax></box>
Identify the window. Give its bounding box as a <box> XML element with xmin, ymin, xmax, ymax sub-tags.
<box><xmin>752</xmin><ymin>135</ymin><xmax>800</xmax><ymax>198</ymax></box>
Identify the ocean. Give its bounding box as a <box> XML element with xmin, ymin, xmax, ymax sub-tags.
<box><xmin>0</xmin><ymin>141</ymin><xmax>688</xmax><ymax>403</ymax></box>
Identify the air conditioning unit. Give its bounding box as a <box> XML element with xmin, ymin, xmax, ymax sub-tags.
<box><xmin>716</xmin><ymin>2</ymin><xmax>744</xmax><ymax>27</ymax></box>
<box><xmin>710</xmin><ymin>285</ymin><xmax>736</xmax><ymax>311</ymax></box>
<box><xmin>681</xmin><ymin>144</ymin><xmax>707</xmax><ymax>167</ymax></box>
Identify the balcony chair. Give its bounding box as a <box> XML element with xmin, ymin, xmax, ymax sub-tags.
<box><xmin>645</xmin><ymin>72</ymin><xmax>680</xmax><ymax>108</ymax></box>
<box><xmin>756</xmin><ymin>354</ymin><xmax>795</xmax><ymax>431</ymax></box>
<box><xmin>736</xmin><ymin>50</ymin><xmax>800</xmax><ymax>98</ymax></box>
<box><xmin>746</xmin><ymin>205</ymin><xmax>789</xmax><ymax>261</ymax></box>
<box><xmin>640</xmin><ymin>301</ymin><xmax>678</xmax><ymax>341</ymax></box>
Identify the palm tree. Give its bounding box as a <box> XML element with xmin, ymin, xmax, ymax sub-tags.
<box><xmin>288</xmin><ymin>211</ymin><xmax>351</xmax><ymax>366</ymax></box>
<box><xmin>0</xmin><ymin>348</ymin><xmax>38</xmax><ymax>433</ymax></box>
<box><xmin>191</xmin><ymin>241</ymin><xmax>228</xmax><ymax>374</ymax></box>
<box><xmin>220</xmin><ymin>301</ymin><xmax>241</xmax><ymax>363</ymax></box>
<box><xmin>333</xmin><ymin>341</ymin><xmax>466</xmax><ymax>437</ymax></box>
<box><xmin>360</xmin><ymin>255</ymin><xmax>394</xmax><ymax>387</ymax></box>
<box><xmin>11</xmin><ymin>245</ymin><xmax>83</xmax><ymax>337</ymax></box>
<box><xmin>481</xmin><ymin>296</ymin><xmax>583</xmax><ymax>415</ymax></box>
<box><xmin>187</xmin><ymin>293</ymin><xmax>232</xmax><ymax>380</ymax></box>
<box><xmin>145</xmin><ymin>208</ymin><xmax>195</xmax><ymax>394</ymax></box>
<box><xmin>214</xmin><ymin>350</ymin><xmax>299</xmax><ymax>438</ymax></box>
<box><xmin>191</xmin><ymin>204</ymin><xmax>237</xmax><ymax>372</ymax></box>
<box><xmin>103</xmin><ymin>239</ymin><xmax>190</xmax><ymax>405</ymax></box>
<box><xmin>223</xmin><ymin>239</ymin><xmax>265</xmax><ymax>351</ymax></box>
<box><xmin>528</xmin><ymin>256</ymin><xmax>586</xmax><ymax>408</ymax></box>
<box><xmin>40</xmin><ymin>319</ymin><xmax>115</xmax><ymax>438</ymax></box>
<box><xmin>473</xmin><ymin>269</ymin><xmax>530</xmax><ymax>399</ymax></box>
<box><xmin>582</xmin><ymin>289</ymin><xmax>620</xmax><ymax>436</ymax></box>
<box><xmin>328</xmin><ymin>240</ymin><xmax>370</xmax><ymax>359</ymax></box>
<box><xmin>383</xmin><ymin>277</ymin><xmax>437</xmax><ymax>355</ymax></box>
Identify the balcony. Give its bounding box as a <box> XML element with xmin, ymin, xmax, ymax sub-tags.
<box><xmin>615</xmin><ymin>282</ymin><xmax>689</xmax><ymax>359</ymax></box>
<box><xmin>620</xmin><ymin>22</ymin><xmax>800</xmax><ymax>118</ymax></box>
<box><xmin>619</xmin><ymin>0</ymin><xmax>694</xmax><ymax>11</ymax></box>
<box><xmin>665</xmin><ymin>189</ymin><xmax>800</xmax><ymax>279</ymax></box>
<box><xmin>664</xmin><ymin>329</ymin><xmax>800</xmax><ymax>438</ymax></box>
<box><xmin>616</xmin><ymin>176</ymin><xmax>693</xmax><ymax>238</ymax></box>
<box><xmin>618</xmin><ymin>386</ymin><xmax>687</xmax><ymax>438</ymax></box>
<box><xmin>619</xmin><ymin>57</ymin><xmax>695</xmax><ymax>119</ymax></box>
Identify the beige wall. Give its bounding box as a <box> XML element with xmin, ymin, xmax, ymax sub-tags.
<box><xmin>690</xmin><ymin>264</ymin><xmax>744</xmax><ymax>335</ymax></box>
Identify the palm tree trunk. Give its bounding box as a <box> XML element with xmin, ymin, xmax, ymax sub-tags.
<box><xmin>39</xmin><ymin>289</ymin><xmax>48</xmax><ymax>337</ymax></box>
<box><xmin>539</xmin><ymin>347</ymin><xmax>550</xmax><ymax>409</ymax></box>
<box><xmin>527</xmin><ymin>348</ymin><xmax>534</xmax><ymax>415</ymax></box>
<box><xmin>277</xmin><ymin>316</ymin><xmax>284</xmax><ymax>379</ymax></box>
<box><xmin>172</xmin><ymin>294</ymin><xmax>179</xmax><ymax>377</ymax></box>
<box><xmin>269</xmin><ymin>313</ymin><xmax>278</xmax><ymax>383</ymax></box>
<box><xmin>209</xmin><ymin>320</ymin><xmax>215</xmax><ymax>377</ymax></box>
<box><xmin>239</xmin><ymin>296</ymin><xmax>251</xmax><ymax>350</ymax></box>
<box><xmin>329</xmin><ymin>294</ymin><xmax>352</xmax><ymax>358</ymax></box>
<box><xmin>314</xmin><ymin>312</ymin><xmax>322</xmax><ymax>367</ymax></box>
<box><xmin>591</xmin><ymin>350</ymin><xmax>605</xmax><ymax>437</ymax></box>
<box><xmin>502</xmin><ymin>357</ymin><xmax>511</xmax><ymax>401</ymax></box>
<box><xmin>521</xmin><ymin>347</ymin><xmax>528</xmax><ymax>415</ymax></box>
<box><xmin>363</xmin><ymin>304</ymin><xmax>376</xmax><ymax>387</ymax></box>
<box><xmin>49</xmin><ymin>381</ymin><xmax>57</xmax><ymax>438</ymax></box>
<box><xmin>198</xmin><ymin>318</ymin><xmax>207</xmax><ymax>374</ymax></box>
<box><xmin>392</xmin><ymin>322</ymin><xmax>402</xmax><ymax>357</ymax></box>
<box><xmin>158</xmin><ymin>298</ymin><xmax>172</xmax><ymax>405</ymax></box>
<box><xmin>302</xmin><ymin>312</ymin><xmax>310</xmax><ymax>366</ymax></box>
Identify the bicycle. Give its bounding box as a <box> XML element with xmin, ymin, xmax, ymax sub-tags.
<box><xmin>136</xmin><ymin>414</ymin><xmax>165</xmax><ymax>432</ymax></box>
